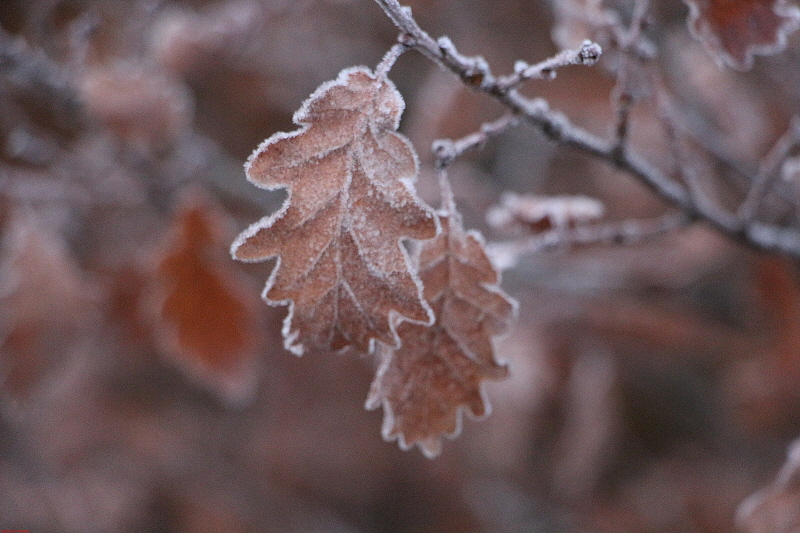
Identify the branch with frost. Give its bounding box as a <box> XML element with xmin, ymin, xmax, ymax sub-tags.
<box><xmin>495</xmin><ymin>40</ymin><xmax>601</xmax><ymax>90</ymax></box>
<box><xmin>373</xmin><ymin>0</ymin><xmax>800</xmax><ymax>259</ymax></box>
<box><xmin>432</xmin><ymin>114</ymin><xmax>519</xmax><ymax>169</ymax></box>
<box><xmin>487</xmin><ymin>212</ymin><xmax>691</xmax><ymax>270</ymax></box>
<box><xmin>431</xmin><ymin>115</ymin><xmax>689</xmax><ymax>266</ymax></box>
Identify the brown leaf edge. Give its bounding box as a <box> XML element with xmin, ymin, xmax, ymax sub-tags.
<box><xmin>366</xmin><ymin>214</ymin><xmax>518</xmax><ymax>457</ymax></box>
<box><xmin>685</xmin><ymin>0</ymin><xmax>800</xmax><ymax>70</ymax></box>
<box><xmin>230</xmin><ymin>66</ymin><xmax>438</xmax><ymax>356</ymax></box>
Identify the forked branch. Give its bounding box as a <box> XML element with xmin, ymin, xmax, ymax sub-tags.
<box><xmin>373</xmin><ymin>0</ymin><xmax>800</xmax><ymax>259</ymax></box>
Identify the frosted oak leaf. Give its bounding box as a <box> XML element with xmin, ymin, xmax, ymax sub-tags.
<box><xmin>366</xmin><ymin>214</ymin><xmax>517</xmax><ymax>457</ymax></box>
<box><xmin>685</xmin><ymin>0</ymin><xmax>800</xmax><ymax>70</ymax></box>
<box><xmin>232</xmin><ymin>67</ymin><xmax>438</xmax><ymax>355</ymax></box>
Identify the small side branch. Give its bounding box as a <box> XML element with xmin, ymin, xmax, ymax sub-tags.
<box><xmin>432</xmin><ymin>115</ymin><xmax>520</xmax><ymax>216</ymax></box>
<box><xmin>487</xmin><ymin>212</ymin><xmax>691</xmax><ymax>268</ymax></box>
<box><xmin>609</xmin><ymin>71</ymin><xmax>634</xmax><ymax>160</ymax></box>
<box><xmin>495</xmin><ymin>41</ymin><xmax>602</xmax><ymax>90</ymax></box>
<box><xmin>432</xmin><ymin>114</ymin><xmax>520</xmax><ymax>170</ymax></box>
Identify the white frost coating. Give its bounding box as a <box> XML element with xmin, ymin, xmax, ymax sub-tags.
<box><xmin>463</xmin><ymin>227</ymin><xmax>519</xmax><ymax>330</ymax></box>
<box><xmin>296</xmin><ymin>66</ymin><xmax>387</xmax><ymax>122</ymax></box>
<box><xmin>367</xmin><ymin>377</ymin><xmax>488</xmax><ymax>459</ymax></box>
<box><xmin>364</xmin><ymin>360</ymin><xmax>445</xmax><ymax>457</ymax></box>
<box><xmin>260</xmin><ymin>247</ymin><xmax>340</xmax><ymax>356</ymax></box>
<box><xmin>359</xmin><ymin>133</ymin><xmax>423</xmax><ymax>210</ymax></box>
<box><xmin>365</xmin><ymin>222</ymin><xmax>515</xmax><ymax>458</ymax></box>
<box><xmin>243</xmin><ymin>64</ymin><xmax>403</xmax><ymax>186</ymax></box>
<box><xmin>233</xmin><ymin>63</ymin><xmax>439</xmax><ymax>355</ymax></box>
<box><xmin>260</xmin><ymin>255</ymin><xmax>303</xmax><ymax>355</ymax></box>
<box><xmin>346</xmin><ymin>215</ymin><xmax>437</xmax><ymax>331</ymax></box>
<box><xmin>398</xmin><ymin>176</ymin><xmax>417</xmax><ymax>191</ymax></box>
<box><xmin>230</xmin><ymin>211</ymin><xmax>280</xmax><ymax>261</ymax></box>
<box><xmin>435</xmin><ymin>35</ymin><xmax>490</xmax><ymax>82</ymax></box>
<box><xmin>483</xmin><ymin>241</ymin><xmax>519</xmax><ymax>271</ymax></box>
<box><xmin>486</xmin><ymin>192</ymin><xmax>605</xmax><ymax>229</ymax></box>
<box><xmin>244</xmin><ymin>129</ymin><xmax>303</xmax><ymax>188</ymax></box>
<box><xmin>436</xmin><ymin>35</ymin><xmax>457</xmax><ymax>55</ymax></box>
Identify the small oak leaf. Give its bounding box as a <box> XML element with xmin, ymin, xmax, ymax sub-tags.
<box><xmin>153</xmin><ymin>194</ymin><xmax>262</xmax><ymax>405</ymax></box>
<box><xmin>685</xmin><ymin>0</ymin><xmax>800</xmax><ymax>70</ymax></box>
<box><xmin>366</xmin><ymin>214</ymin><xmax>517</xmax><ymax>457</ymax></box>
<box><xmin>231</xmin><ymin>66</ymin><xmax>438</xmax><ymax>355</ymax></box>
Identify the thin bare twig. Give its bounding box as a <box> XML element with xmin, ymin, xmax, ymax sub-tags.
<box><xmin>432</xmin><ymin>114</ymin><xmax>519</xmax><ymax>170</ymax></box>
<box><xmin>608</xmin><ymin>0</ymin><xmax>650</xmax><ymax>158</ymax></box>
<box><xmin>432</xmin><ymin>115</ymin><xmax>520</xmax><ymax>217</ymax></box>
<box><xmin>495</xmin><ymin>41</ymin><xmax>602</xmax><ymax>90</ymax></box>
<box><xmin>658</xmin><ymin>100</ymin><xmax>741</xmax><ymax>234</ymax></box>
<box><xmin>373</xmin><ymin>0</ymin><xmax>688</xmax><ymax>203</ymax></box>
<box><xmin>615</xmin><ymin>0</ymin><xmax>650</xmax><ymax>51</ymax></box>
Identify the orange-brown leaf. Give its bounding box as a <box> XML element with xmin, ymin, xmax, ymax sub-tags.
<box><xmin>232</xmin><ymin>67</ymin><xmax>438</xmax><ymax>355</ymax></box>
<box><xmin>686</xmin><ymin>0</ymin><xmax>800</xmax><ymax>70</ymax></box>
<box><xmin>154</xmin><ymin>195</ymin><xmax>262</xmax><ymax>405</ymax></box>
<box><xmin>366</xmin><ymin>214</ymin><xmax>517</xmax><ymax>457</ymax></box>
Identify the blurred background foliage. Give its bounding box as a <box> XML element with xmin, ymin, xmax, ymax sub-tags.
<box><xmin>2</xmin><ymin>0</ymin><xmax>800</xmax><ymax>531</ymax></box>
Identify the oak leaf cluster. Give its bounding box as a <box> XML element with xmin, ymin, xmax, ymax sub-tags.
<box><xmin>232</xmin><ymin>66</ymin><xmax>516</xmax><ymax>455</ymax></box>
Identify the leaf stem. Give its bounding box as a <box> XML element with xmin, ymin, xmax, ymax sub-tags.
<box><xmin>375</xmin><ymin>41</ymin><xmax>410</xmax><ymax>78</ymax></box>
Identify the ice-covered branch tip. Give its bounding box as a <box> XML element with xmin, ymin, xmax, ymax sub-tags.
<box><xmin>497</xmin><ymin>41</ymin><xmax>602</xmax><ymax>89</ymax></box>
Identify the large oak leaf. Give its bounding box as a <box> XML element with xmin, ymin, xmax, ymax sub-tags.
<box><xmin>366</xmin><ymin>214</ymin><xmax>517</xmax><ymax>457</ymax></box>
<box><xmin>232</xmin><ymin>67</ymin><xmax>439</xmax><ymax>355</ymax></box>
